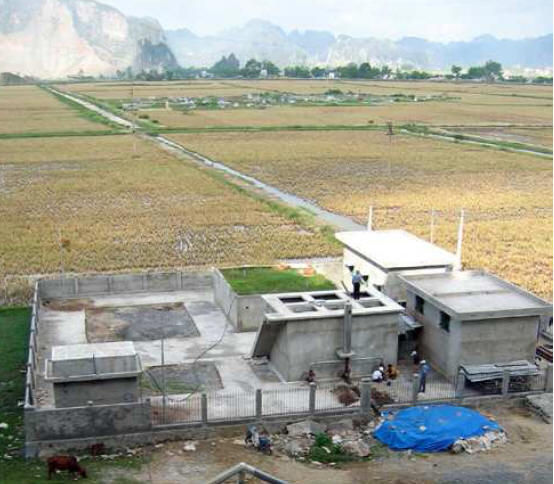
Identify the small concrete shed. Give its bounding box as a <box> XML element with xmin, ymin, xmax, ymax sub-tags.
<box><xmin>399</xmin><ymin>271</ymin><xmax>552</xmax><ymax>378</ymax></box>
<box><xmin>335</xmin><ymin>230</ymin><xmax>457</xmax><ymax>302</ymax></box>
<box><xmin>45</xmin><ymin>341</ymin><xmax>141</xmax><ymax>408</ymax></box>
<box><xmin>251</xmin><ymin>289</ymin><xmax>403</xmax><ymax>381</ymax></box>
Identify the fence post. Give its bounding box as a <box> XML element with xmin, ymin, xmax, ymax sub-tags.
<box><xmin>412</xmin><ymin>374</ymin><xmax>420</xmax><ymax>403</ymax></box>
<box><xmin>360</xmin><ymin>378</ymin><xmax>372</xmax><ymax>415</ymax></box>
<box><xmin>309</xmin><ymin>382</ymin><xmax>316</xmax><ymax>414</ymax></box>
<box><xmin>501</xmin><ymin>370</ymin><xmax>510</xmax><ymax>397</ymax></box>
<box><xmin>201</xmin><ymin>393</ymin><xmax>208</xmax><ymax>425</ymax></box>
<box><xmin>255</xmin><ymin>389</ymin><xmax>262</xmax><ymax>420</ymax></box>
<box><xmin>545</xmin><ymin>364</ymin><xmax>553</xmax><ymax>393</ymax></box>
<box><xmin>74</xmin><ymin>277</ymin><xmax>79</xmax><ymax>295</ymax></box>
<box><xmin>455</xmin><ymin>371</ymin><xmax>466</xmax><ymax>399</ymax></box>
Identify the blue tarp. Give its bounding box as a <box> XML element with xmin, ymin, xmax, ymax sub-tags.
<box><xmin>374</xmin><ymin>405</ymin><xmax>502</xmax><ymax>452</ymax></box>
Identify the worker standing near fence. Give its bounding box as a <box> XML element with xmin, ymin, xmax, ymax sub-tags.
<box><xmin>418</xmin><ymin>360</ymin><xmax>430</xmax><ymax>393</ymax></box>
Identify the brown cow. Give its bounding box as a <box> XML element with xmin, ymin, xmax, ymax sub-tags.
<box><xmin>47</xmin><ymin>455</ymin><xmax>87</xmax><ymax>479</ymax></box>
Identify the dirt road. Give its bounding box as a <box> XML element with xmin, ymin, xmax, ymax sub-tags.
<box><xmin>99</xmin><ymin>403</ymin><xmax>552</xmax><ymax>484</ymax></box>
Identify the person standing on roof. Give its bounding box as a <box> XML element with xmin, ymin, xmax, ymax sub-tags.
<box><xmin>418</xmin><ymin>360</ymin><xmax>430</xmax><ymax>393</ymax></box>
<box><xmin>352</xmin><ymin>270</ymin><xmax>363</xmax><ymax>300</ymax></box>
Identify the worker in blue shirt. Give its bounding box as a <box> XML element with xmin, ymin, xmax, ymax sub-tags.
<box><xmin>418</xmin><ymin>360</ymin><xmax>430</xmax><ymax>393</ymax></box>
<box><xmin>351</xmin><ymin>270</ymin><xmax>363</xmax><ymax>300</ymax></box>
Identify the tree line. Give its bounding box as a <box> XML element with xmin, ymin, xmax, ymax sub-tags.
<box><xmin>113</xmin><ymin>55</ymin><xmax>552</xmax><ymax>84</ymax></box>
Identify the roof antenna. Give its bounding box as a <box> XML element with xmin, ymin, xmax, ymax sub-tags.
<box><xmin>455</xmin><ymin>209</ymin><xmax>465</xmax><ymax>271</ymax></box>
<box><xmin>367</xmin><ymin>205</ymin><xmax>373</xmax><ymax>231</ymax></box>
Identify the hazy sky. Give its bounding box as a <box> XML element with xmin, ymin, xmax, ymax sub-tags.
<box><xmin>100</xmin><ymin>0</ymin><xmax>553</xmax><ymax>41</ymax></box>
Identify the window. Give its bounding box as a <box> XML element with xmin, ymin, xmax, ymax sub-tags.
<box><xmin>415</xmin><ymin>295</ymin><xmax>425</xmax><ymax>314</ymax></box>
<box><xmin>440</xmin><ymin>311</ymin><xmax>451</xmax><ymax>332</ymax></box>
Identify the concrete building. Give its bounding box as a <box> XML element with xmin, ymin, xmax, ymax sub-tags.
<box><xmin>399</xmin><ymin>271</ymin><xmax>552</xmax><ymax>378</ymax></box>
<box><xmin>251</xmin><ymin>288</ymin><xmax>403</xmax><ymax>381</ymax></box>
<box><xmin>335</xmin><ymin>230</ymin><xmax>457</xmax><ymax>303</ymax></box>
<box><xmin>44</xmin><ymin>341</ymin><xmax>141</xmax><ymax>408</ymax></box>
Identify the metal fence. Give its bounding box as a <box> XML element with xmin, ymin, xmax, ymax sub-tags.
<box><xmin>262</xmin><ymin>386</ymin><xmax>311</xmax><ymax>416</ymax></box>
<box><xmin>208</xmin><ymin>391</ymin><xmax>257</xmax><ymax>421</ymax></box>
<box><xmin>151</xmin><ymin>395</ymin><xmax>203</xmax><ymax>425</ymax></box>
<box><xmin>24</xmin><ymin>282</ymin><xmax>40</xmax><ymax>409</ymax></box>
<box><xmin>150</xmin><ymin>367</ymin><xmax>551</xmax><ymax>427</ymax></box>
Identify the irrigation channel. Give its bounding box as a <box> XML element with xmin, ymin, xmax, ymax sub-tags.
<box><xmin>47</xmin><ymin>87</ymin><xmax>364</xmax><ymax>231</ymax></box>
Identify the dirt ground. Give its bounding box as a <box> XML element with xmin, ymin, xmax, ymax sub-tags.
<box><xmin>99</xmin><ymin>402</ymin><xmax>553</xmax><ymax>484</ymax></box>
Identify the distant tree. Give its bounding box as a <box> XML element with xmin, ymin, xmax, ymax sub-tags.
<box><xmin>358</xmin><ymin>62</ymin><xmax>372</xmax><ymax>79</ymax></box>
<box><xmin>532</xmin><ymin>76</ymin><xmax>553</xmax><ymax>84</ymax></box>
<box><xmin>262</xmin><ymin>60</ymin><xmax>280</xmax><ymax>76</ymax></box>
<box><xmin>211</xmin><ymin>53</ymin><xmax>241</xmax><ymax>77</ymax></box>
<box><xmin>311</xmin><ymin>66</ymin><xmax>326</xmax><ymax>78</ymax></box>
<box><xmin>284</xmin><ymin>66</ymin><xmax>310</xmax><ymax>78</ymax></box>
<box><xmin>484</xmin><ymin>60</ymin><xmax>503</xmax><ymax>80</ymax></box>
<box><xmin>380</xmin><ymin>65</ymin><xmax>392</xmax><ymax>78</ymax></box>
<box><xmin>241</xmin><ymin>58</ymin><xmax>262</xmax><ymax>78</ymax></box>
<box><xmin>406</xmin><ymin>70</ymin><xmax>431</xmax><ymax>79</ymax></box>
<box><xmin>338</xmin><ymin>63</ymin><xmax>359</xmax><ymax>79</ymax></box>
<box><xmin>451</xmin><ymin>65</ymin><xmax>462</xmax><ymax>79</ymax></box>
<box><xmin>465</xmin><ymin>66</ymin><xmax>486</xmax><ymax>79</ymax></box>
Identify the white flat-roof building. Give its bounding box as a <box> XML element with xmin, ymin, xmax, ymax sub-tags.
<box><xmin>335</xmin><ymin>229</ymin><xmax>457</xmax><ymax>302</ymax></box>
<box><xmin>399</xmin><ymin>271</ymin><xmax>552</xmax><ymax>378</ymax></box>
<box><xmin>45</xmin><ymin>342</ymin><xmax>141</xmax><ymax>408</ymax></box>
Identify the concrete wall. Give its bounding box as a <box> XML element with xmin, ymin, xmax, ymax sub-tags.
<box><xmin>38</xmin><ymin>272</ymin><xmax>212</xmax><ymax>299</ymax></box>
<box><xmin>406</xmin><ymin>290</ymin><xmax>540</xmax><ymax>378</ymax></box>
<box><xmin>343</xmin><ymin>249</ymin><xmax>451</xmax><ymax>303</ymax></box>
<box><xmin>458</xmin><ymin>316</ymin><xmax>539</xmax><ymax>369</ymax></box>
<box><xmin>25</xmin><ymin>401</ymin><xmax>151</xmax><ymax>442</ymax></box>
<box><xmin>270</xmin><ymin>313</ymin><xmax>399</xmax><ymax>381</ymax></box>
<box><xmin>53</xmin><ymin>378</ymin><xmax>139</xmax><ymax>408</ymax></box>
<box><xmin>212</xmin><ymin>268</ymin><xmax>267</xmax><ymax>332</ymax></box>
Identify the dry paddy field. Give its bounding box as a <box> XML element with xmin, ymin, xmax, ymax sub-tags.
<box><xmin>58</xmin><ymin>80</ymin><xmax>272</xmax><ymax>100</ymax></box>
<box><xmin>140</xmin><ymin>101</ymin><xmax>553</xmax><ymax>130</ymax></box>
<box><xmin>0</xmin><ymin>85</ymin><xmax>107</xmax><ymax>135</ymax></box>
<box><xmin>0</xmin><ymin>135</ymin><xmax>336</xmax><ymax>280</ymax></box>
<box><xmin>169</xmin><ymin>130</ymin><xmax>553</xmax><ymax>299</ymax></box>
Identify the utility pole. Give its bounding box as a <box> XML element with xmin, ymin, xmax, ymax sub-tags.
<box><xmin>430</xmin><ymin>209</ymin><xmax>436</xmax><ymax>244</ymax></box>
<box><xmin>161</xmin><ymin>333</ymin><xmax>167</xmax><ymax>424</ymax></box>
<box><xmin>455</xmin><ymin>209</ymin><xmax>465</xmax><ymax>271</ymax></box>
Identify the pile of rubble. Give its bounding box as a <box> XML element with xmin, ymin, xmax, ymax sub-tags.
<box><xmin>451</xmin><ymin>430</ymin><xmax>507</xmax><ymax>454</ymax></box>
<box><xmin>271</xmin><ymin>418</ymin><xmax>380</xmax><ymax>461</ymax></box>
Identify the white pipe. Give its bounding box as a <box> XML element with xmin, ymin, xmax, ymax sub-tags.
<box><xmin>367</xmin><ymin>205</ymin><xmax>373</xmax><ymax>231</ymax></box>
<box><xmin>455</xmin><ymin>209</ymin><xmax>465</xmax><ymax>270</ymax></box>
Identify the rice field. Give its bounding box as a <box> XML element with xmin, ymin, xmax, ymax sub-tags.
<box><xmin>0</xmin><ymin>85</ymin><xmax>108</xmax><ymax>135</ymax></box>
<box><xmin>168</xmin><ymin>130</ymin><xmax>553</xmax><ymax>299</ymax></box>
<box><xmin>57</xmin><ymin>80</ymin><xmax>271</xmax><ymax>100</ymax></box>
<box><xmin>448</xmin><ymin>127</ymin><xmax>553</xmax><ymax>148</ymax></box>
<box><xmin>138</xmin><ymin>101</ymin><xmax>553</xmax><ymax>129</ymax></box>
<box><xmin>0</xmin><ymin>135</ymin><xmax>336</xmax><ymax>279</ymax></box>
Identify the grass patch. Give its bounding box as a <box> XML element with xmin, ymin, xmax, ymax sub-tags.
<box><xmin>0</xmin><ymin>307</ymin><xmax>30</xmax><ymax>456</ymax></box>
<box><xmin>308</xmin><ymin>433</ymin><xmax>355</xmax><ymax>464</ymax></box>
<box><xmin>0</xmin><ymin>308</ymin><xmax>146</xmax><ymax>483</ymax></box>
<box><xmin>0</xmin><ymin>130</ymin><xmax>125</xmax><ymax>139</ymax></box>
<box><xmin>221</xmin><ymin>266</ymin><xmax>336</xmax><ymax>295</ymax></box>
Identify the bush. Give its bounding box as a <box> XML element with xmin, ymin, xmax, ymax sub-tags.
<box><xmin>325</xmin><ymin>89</ymin><xmax>343</xmax><ymax>95</ymax></box>
<box><xmin>308</xmin><ymin>432</ymin><xmax>355</xmax><ymax>463</ymax></box>
<box><xmin>138</xmin><ymin>114</ymin><xmax>149</xmax><ymax>119</ymax></box>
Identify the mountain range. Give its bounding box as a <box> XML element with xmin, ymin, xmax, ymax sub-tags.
<box><xmin>0</xmin><ymin>0</ymin><xmax>551</xmax><ymax>79</ymax></box>
<box><xmin>0</xmin><ymin>0</ymin><xmax>176</xmax><ymax>79</ymax></box>
<box><xmin>167</xmin><ymin>19</ymin><xmax>553</xmax><ymax>71</ymax></box>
